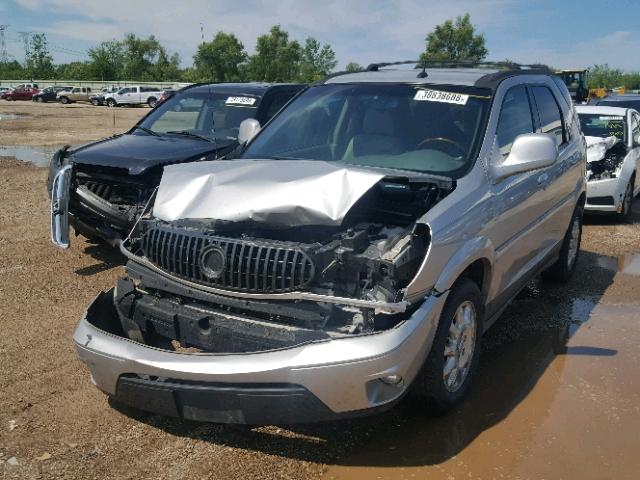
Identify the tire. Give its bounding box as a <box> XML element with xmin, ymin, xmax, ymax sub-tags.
<box><xmin>619</xmin><ymin>178</ymin><xmax>634</xmax><ymax>222</ymax></box>
<box><xmin>36</xmin><ymin>96</ymin><xmax>44</xmax><ymax>103</ymax></box>
<box><xmin>413</xmin><ymin>277</ymin><xmax>483</xmax><ymax>413</ymax></box>
<box><xmin>147</xmin><ymin>97</ymin><xmax>157</xmax><ymax>108</ymax></box>
<box><xmin>59</xmin><ymin>96</ymin><xmax>69</xmax><ymax>104</ymax></box>
<box><xmin>542</xmin><ymin>205</ymin><xmax>583</xmax><ymax>283</ymax></box>
<box><xmin>106</xmin><ymin>98</ymin><xmax>117</xmax><ymax>107</ymax></box>
<box><xmin>91</xmin><ymin>99</ymin><xmax>99</xmax><ymax>106</ymax></box>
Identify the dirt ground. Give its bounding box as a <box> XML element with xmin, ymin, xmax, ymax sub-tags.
<box><xmin>1</xmin><ymin>100</ymin><xmax>640</xmax><ymax>479</ymax></box>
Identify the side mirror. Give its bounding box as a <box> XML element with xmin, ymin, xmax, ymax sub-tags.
<box><xmin>491</xmin><ymin>133</ymin><xmax>557</xmax><ymax>182</ymax></box>
<box><xmin>238</xmin><ymin>118</ymin><xmax>261</xmax><ymax>145</ymax></box>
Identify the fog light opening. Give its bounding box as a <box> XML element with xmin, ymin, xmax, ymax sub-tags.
<box><xmin>380</xmin><ymin>374</ymin><xmax>403</xmax><ymax>386</ymax></box>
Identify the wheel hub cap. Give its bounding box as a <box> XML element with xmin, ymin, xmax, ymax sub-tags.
<box><xmin>443</xmin><ymin>300</ymin><xmax>477</xmax><ymax>393</ymax></box>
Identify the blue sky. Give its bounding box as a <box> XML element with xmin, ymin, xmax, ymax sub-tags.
<box><xmin>1</xmin><ymin>0</ymin><xmax>638</xmax><ymax>70</ymax></box>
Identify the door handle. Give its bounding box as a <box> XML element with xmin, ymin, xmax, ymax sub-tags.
<box><xmin>537</xmin><ymin>173</ymin><xmax>549</xmax><ymax>186</ymax></box>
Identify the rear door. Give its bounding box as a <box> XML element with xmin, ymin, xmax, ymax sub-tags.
<box><xmin>629</xmin><ymin>112</ymin><xmax>640</xmax><ymax>196</ymax></box>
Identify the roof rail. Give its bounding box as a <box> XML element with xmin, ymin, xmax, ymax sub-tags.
<box><xmin>365</xmin><ymin>60</ymin><xmax>552</xmax><ymax>73</ymax></box>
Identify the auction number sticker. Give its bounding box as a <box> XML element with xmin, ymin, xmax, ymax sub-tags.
<box><xmin>225</xmin><ymin>96</ymin><xmax>257</xmax><ymax>105</ymax></box>
<box><xmin>599</xmin><ymin>116</ymin><xmax>624</xmax><ymax>121</ymax></box>
<box><xmin>414</xmin><ymin>89</ymin><xmax>469</xmax><ymax>105</ymax></box>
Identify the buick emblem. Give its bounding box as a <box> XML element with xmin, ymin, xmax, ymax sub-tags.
<box><xmin>199</xmin><ymin>246</ymin><xmax>226</xmax><ymax>279</ymax></box>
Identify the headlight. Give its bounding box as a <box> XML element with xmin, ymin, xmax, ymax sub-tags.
<box><xmin>47</xmin><ymin>148</ymin><xmax>68</xmax><ymax>195</ymax></box>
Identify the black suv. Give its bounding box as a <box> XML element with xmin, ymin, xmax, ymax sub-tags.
<box><xmin>47</xmin><ymin>82</ymin><xmax>305</xmax><ymax>245</ymax></box>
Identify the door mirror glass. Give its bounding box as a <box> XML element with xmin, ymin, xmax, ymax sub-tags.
<box><xmin>492</xmin><ymin>133</ymin><xmax>558</xmax><ymax>181</ymax></box>
<box><xmin>238</xmin><ymin>118</ymin><xmax>261</xmax><ymax>145</ymax></box>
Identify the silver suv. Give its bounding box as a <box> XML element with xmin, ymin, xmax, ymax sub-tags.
<box><xmin>68</xmin><ymin>62</ymin><xmax>586</xmax><ymax>423</ymax></box>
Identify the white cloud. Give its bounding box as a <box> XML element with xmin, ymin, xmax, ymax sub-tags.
<box><xmin>12</xmin><ymin>0</ymin><xmax>640</xmax><ymax>70</ymax></box>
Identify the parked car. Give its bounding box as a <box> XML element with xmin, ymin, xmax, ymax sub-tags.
<box><xmin>595</xmin><ymin>94</ymin><xmax>640</xmax><ymax>112</ymax></box>
<box><xmin>57</xmin><ymin>86</ymin><xmax>93</xmax><ymax>104</ymax></box>
<box><xmin>576</xmin><ymin>105</ymin><xmax>640</xmax><ymax>218</ymax></box>
<box><xmin>90</xmin><ymin>87</ymin><xmax>121</xmax><ymax>106</ymax></box>
<box><xmin>156</xmin><ymin>88</ymin><xmax>177</xmax><ymax>107</ymax></box>
<box><xmin>61</xmin><ymin>63</ymin><xmax>587</xmax><ymax>424</ymax></box>
<box><xmin>104</xmin><ymin>86</ymin><xmax>164</xmax><ymax>107</ymax></box>
<box><xmin>32</xmin><ymin>86</ymin><xmax>74</xmax><ymax>103</ymax></box>
<box><xmin>0</xmin><ymin>86</ymin><xmax>14</xmax><ymax>97</ymax></box>
<box><xmin>2</xmin><ymin>85</ymin><xmax>39</xmax><ymax>100</ymax></box>
<box><xmin>48</xmin><ymin>82</ymin><xmax>305</xmax><ymax>244</ymax></box>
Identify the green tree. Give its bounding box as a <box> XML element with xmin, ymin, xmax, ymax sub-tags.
<box><xmin>420</xmin><ymin>14</ymin><xmax>488</xmax><ymax>62</ymax></box>
<box><xmin>299</xmin><ymin>37</ymin><xmax>337</xmax><ymax>82</ymax></box>
<box><xmin>588</xmin><ymin>64</ymin><xmax>623</xmax><ymax>89</ymax></box>
<box><xmin>193</xmin><ymin>31</ymin><xmax>247</xmax><ymax>82</ymax></box>
<box><xmin>345</xmin><ymin>61</ymin><xmax>363</xmax><ymax>72</ymax></box>
<box><xmin>120</xmin><ymin>33</ymin><xmax>180</xmax><ymax>81</ymax></box>
<box><xmin>55</xmin><ymin>61</ymin><xmax>91</xmax><ymax>80</ymax></box>
<box><xmin>26</xmin><ymin>33</ymin><xmax>55</xmax><ymax>78</ymax></box>
<box><xmin>87</xmin><ymin>40</ymin><xmax>124</xmax><ymax>80</ymax></box>
<box><xmin>246</xmin><ymin>25</ymin><xmax>301</xmax><ymax>82</ymax></box>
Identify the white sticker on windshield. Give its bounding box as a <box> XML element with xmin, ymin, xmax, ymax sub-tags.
<box><xmin>414</xmin><ymin>89</ymin><xmax>469</xmax><ymax>105</ymax></box>
<box><xmin>599</xmin><ymin>116</ymin><xmax>624</xmax><ymax>121</ymax></box>
<box><xmin>225</xmin><ymin>96</ymin><xmax>256</xmax><ymax>106</ymax></box>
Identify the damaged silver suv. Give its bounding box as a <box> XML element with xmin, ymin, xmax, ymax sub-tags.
<box><xmin>66</xmin><ymin>62</ymin><xmax>586</xmax><ymax>423</ymax></box>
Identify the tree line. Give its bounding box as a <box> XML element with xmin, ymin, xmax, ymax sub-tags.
<box><xmin>0</xmin><ymin>25</ymin><xmax>338</xmax><ymax>83</ymax></box>
<box><xmin>1</xmin><ymin>16</ymin><xmax>638</xmax><ymax>89</ymax></box>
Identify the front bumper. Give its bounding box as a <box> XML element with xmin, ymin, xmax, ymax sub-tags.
<box><xmin>74</xmin><ymin>289</ymin><xmax>445</xmax><ymax>423</ymax></box>
<box><xmin>585</xmin><ymin>177</ymin><xmax>625</xmax><ymax>213</ymax></box>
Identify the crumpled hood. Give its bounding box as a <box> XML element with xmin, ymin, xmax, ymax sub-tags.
<box><xmin>585</xmin><ymin>135</ymin><xmax>620</xmax><ymax>163</ymax></box>
<box><xmin>153</xmin><ymin>159</ymin><xmax>387</xmax><ymax>227</ymax></box>
<box><xmin>71</xmin><ymin>134</ymin><xmax>233</xmax><ymax>175</ymax></box>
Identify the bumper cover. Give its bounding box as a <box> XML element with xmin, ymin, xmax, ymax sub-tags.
<box><xmin>585</xmin><ymin>177</ymin><xmax>625</xmax><ymax>212</ymax></box>
<box><xmin>74</xmin><ymin>289</ymin><xmax>445</xmax><ymax>423</ymax></box>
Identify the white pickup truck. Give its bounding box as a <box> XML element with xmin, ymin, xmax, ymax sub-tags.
<box><xmin>104</xmin><ymin>86</ymin><xmax>163</xmax><ymax>107</ymax></box>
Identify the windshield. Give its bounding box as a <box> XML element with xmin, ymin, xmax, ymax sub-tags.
<box><xmin>139</xmin><ymin>90</ymin><xmax>260</xmax><ymax>143</ymax></box>
<box><xmin>579</xmin><ymin>113</ymin><xmax>627</xmax><ymax>142</ymax></box>
<box><xmin>242</xmin><ymin>83</ymin><xmax>490</xmax><ymax>177</ymax></box>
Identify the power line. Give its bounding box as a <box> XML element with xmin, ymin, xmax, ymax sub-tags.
<box><xmin>0</xmin><ymin>25</ymin><xmax>9</xmax><ymax>63</ymax></box>
<box><xmin>17</xmin><ymin>31</ymin><xmax>31</xmax><ymax>66</ymax></box>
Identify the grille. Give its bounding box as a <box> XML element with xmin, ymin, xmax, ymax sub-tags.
<box><xmin>587</xmin><ymin>196</ymin><xmax>615</xmax><ymax>206</ymax></box>
<box><xmin>76</xmin><ymin>176</ymin><xmax>146</xmax><ymax>205</ymax></box>
<box><xmin>140</xmin><ymin>226</ymin><xmax>315</xmax><ymax>293</ymax></box>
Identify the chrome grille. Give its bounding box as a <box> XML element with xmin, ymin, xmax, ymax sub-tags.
<box><xmin>140</xmin><ymin>226</ymin><xmax>315</xmax><ymax>293</ymax></box>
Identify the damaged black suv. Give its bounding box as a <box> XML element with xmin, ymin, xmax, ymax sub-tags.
<box><xmin>48</xmin><ymin>82</ymin><xmax>304</xmax><ymax>246</ymax></box>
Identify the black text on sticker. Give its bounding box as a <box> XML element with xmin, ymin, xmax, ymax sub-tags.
<box><xmin>414</xmin><ymin>89</ymin><xmax>468</xmax><ymax>105</ymax></box>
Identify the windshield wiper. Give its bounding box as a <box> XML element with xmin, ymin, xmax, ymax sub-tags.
<box><xmin>131</xmin><ymin>125</ymin><xmax>160</xmax><ymax>137</ymax></box>
<box><xmin>165</xmin><ymin>130</ymin><xmax>214</xmax><ymax>143</ymax></box>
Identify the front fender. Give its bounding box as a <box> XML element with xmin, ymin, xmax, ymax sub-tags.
<box><xmin>433</xmin><ymin>236</ymin><xmax>495</xmax><ymax>296</ymax></box>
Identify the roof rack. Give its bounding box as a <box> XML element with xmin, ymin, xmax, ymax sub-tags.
<box><xmin>365</xmin><ymin>60</ymin><xmax>552</xmax><ymax>73</ymax></box>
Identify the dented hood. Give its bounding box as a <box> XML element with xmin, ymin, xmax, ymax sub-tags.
<box><xmin>153</xmin><ymin>159</ymin><xmax>387</xmax><ymax>227</ymax></box>
<box><xmin>585</xmin><ymin>135</ymin><xmax>620</xmax><ymax>163</ymax></box>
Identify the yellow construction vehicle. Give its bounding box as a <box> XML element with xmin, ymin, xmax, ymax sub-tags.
<box><xmin>556</xmin><ymin>69</ymin><xmax>589</xmax><ymax>103</ymax></box>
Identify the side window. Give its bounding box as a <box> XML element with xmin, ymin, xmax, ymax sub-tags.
<box><xmin>264</xmin><ymin>92</ymin><xmax>293</xmax><ymax>121</ymax></box>
<box><xmin>531</xmin><ymin>86</ymin><xmax>565</xmax><ymax>146</ymax></box>
<box><xmin>72</xmin><ymin>88</ymin><xmax>80</xmax><ymax>93</ymax></box>
<box><xmin>496</xmin><ymin>85</ymin><xmax>534</xmax><ymax>155</ymax></box>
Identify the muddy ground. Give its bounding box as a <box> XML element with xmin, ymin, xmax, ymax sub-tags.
<box><xmin>1</xmin><ymin>100</ymin><xmax>639</xmax><ymax>479</ymax></box>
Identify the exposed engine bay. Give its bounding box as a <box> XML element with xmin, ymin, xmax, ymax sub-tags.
<box><xmin>115</xmin><ymin>161</ymin><xmax>453</xmax><ymax>353</ymax></box>
<box><xmin>586</xmin><ymin>135</ymin><xmax>627</xmax><ymax>181</ymax></box>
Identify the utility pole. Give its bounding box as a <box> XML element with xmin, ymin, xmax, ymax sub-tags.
<box><xmin>18</xmin><ymin>31</ymin><xmax>31</xmax><ymax>67</ymax></box>
<box><xmin>0</xmin><ymin>25</ymin><xmax>9</xmax><ymax>63</ymax></box>
<box><xmin>200</xmin><ymin>23</ymin><xmax>205</xmax><ymax>44</ymax></box>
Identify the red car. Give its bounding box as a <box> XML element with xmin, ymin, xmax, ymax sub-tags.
<box><xmin>3</xmin><ymin>86</ymin><xmax>39</xmax><ymax>101</ymax></box>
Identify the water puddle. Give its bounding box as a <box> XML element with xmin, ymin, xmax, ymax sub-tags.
<box><xmin>0</xmin><ymin>145</ymin><xmax>66</xmax><ymax>167</ymax></box>
<box><xmin>0</xmin><ymin>113</ymin><xmax>21</xmax><ymax>120</ymax></box>
<box><xmin>596</xmin><ymin>253</ymin><xmax>640</xmax><ymax>276</ymax></box>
